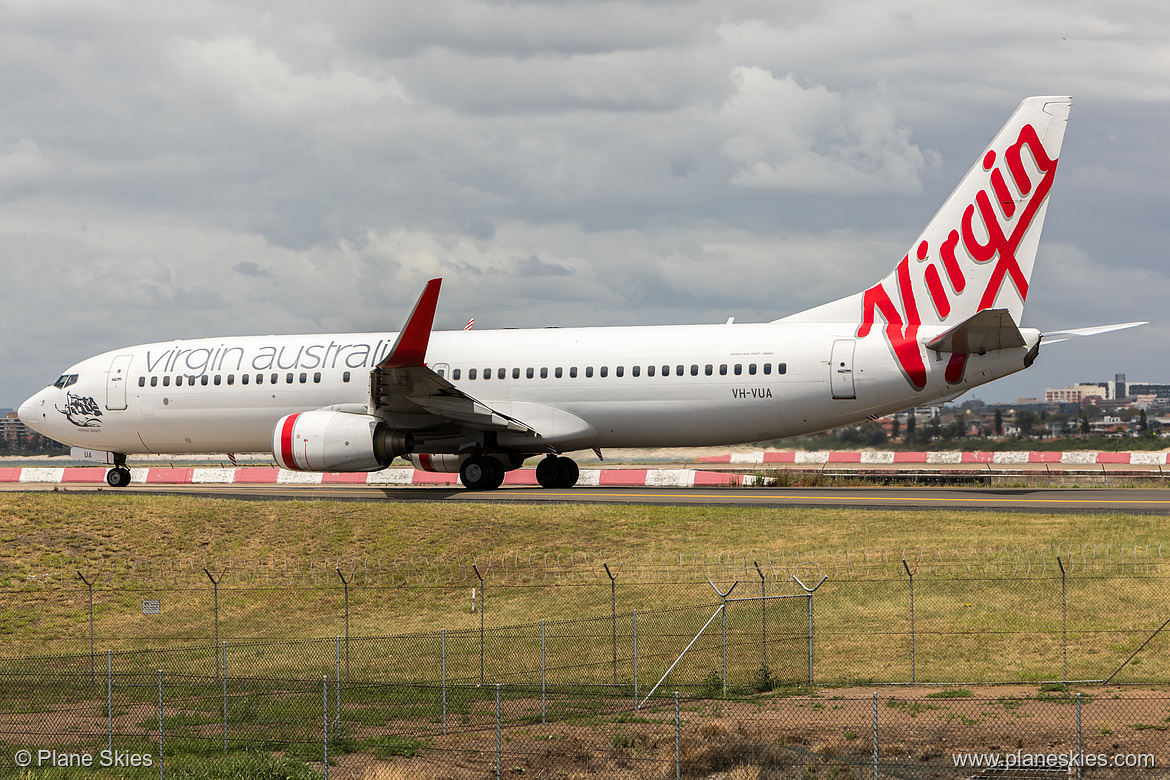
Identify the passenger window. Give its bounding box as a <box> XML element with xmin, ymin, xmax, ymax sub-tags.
<box><xmin>647</xmin><ymin>365</ymin><xmax>655</xmax><ymax>377</ymax></box>
<box><xmin>285</xmin><ymin>373</ymin><xmax>293</xmax><ymax>383</ymax></box>
<box><xmin>163</xmin><ymin>376</ymin><xmax>171</xmax><ymax>387</ymax></box>
<box><xmin>704</xmin><ymin>365</ymin><xmax>713</xmax><ymax>376</ymax></box>
<box><xmin>719</xmin><ymin>364</ymin><xmax>727</xmax><ymax>375</ymax></box>
<box><xmin>256</xmin><ymin>374</ymin><xmax>263</xmax><ymax>385</ymax></box>
<box><xmin>615</xmin><ymin>366</ymin><xmax>624</xmax><ymax>377</ymax></box>
<box><xmin>299</xmin><ymin>373</ymin><xmax>307</xmax><ymax>383</ymax></box>
<box><xmin>527</xmin><ymin>367</ymin><xmax>534</xmax><ymax>379</ymax></box>
<box><xmin>734</xmin><ymin>364</ymin><xmax>742</xmax><ymax>376</ymax></box>
<box><xmin>227</xmin><ymin>374</ymin><xmax>235</xmax><ymax>385</ymax></box>
<box><xmin>201</xmin><ymin>375</ymin><xmax>209</xmax><ymax>386</ymax></box>
<box><xmin>513</xmin><ymin>368</ymin><xmax>520</xmax><ymax>379</ymax></box>
<box><xmin>150</xmin><ymin>376</ymin><xmax>158</xmax><ymax>387</ymax></box>
<box><xmin>676</xmin><ymin>365</ymin><xmax>684</xmax><ymax>376</ymax></box>
<box><xmin>570</xmin><ymin>367</ymin><xmax>578</xmax><ymax>378</ymax></box>
<box><xmin>662</xmin><ymin>365</ymin><xmax>670</xmax><ymax>376</ymax></box>
<box><xmin>749</xmin><ymin>363</ymin><xmax>757</xmax><ymax>375</ymax></box>
<box><xmin>138</xmin><ymin>377</ymin><xmax>145</xmax><ymax>387</ymax></box>
<box><xmin>437</xmin><ymin>368</ymin><xmax>446</xmax><ymax>378</ymax></box>
<box><xmin>600</xmin><ymin>366</ymin><xmax>608</xmax><ymax>378</ymax></box>
<box><xmin>632</xmin><ymin>366</ymin><xmax>640</xmax><ymax>377</ymax></box>
<box><xmin>270</xmin><ymin>374</ymin><xmax>278</xmax><ymax>384</ymax></box>
<box><xmin>343</xmin><ymin>371</ymin><xmax>352</xmax><ymax>382</ymax></box>
<box><xmin>469</xmin><ymin>369</ymin><xmax>478</xmax><ymax>380</ymax></box>
<box><xmin>690</xmin><ymin>365</ymin><xmax>698</xmax><ymax>376</ymax></box>
<box><xmin>763</xmin><ymin>363</ymin><xmax>771</xmax><ymax>375</ymax></box>
<box><xmin>497</xmin><ymin>368</ymin><xmax>505</xmax><ymax>380</ymax></box>
<box><xmin>483</xmin><ymin>368</ymin><xmax>491</xmax><ymax>380</ymax></box>
<box><xmin>540</xmin><ymin>367</ymin><xmax>548</xmax><ymax>378</ymax></box>
<box><xmin>585</xmin><ymin>366</ymin><xmax>594</xmax><ymax>378</ymax></box>
<box><xmin>555</xmin><ymin>367</ymin><xmax>563</xmax><ymax>378</ymax></box>
<box><xmin>777</xmin><ymin>363</ymin><xmax>787</xmax><ymax>374</ymax></box>
<box><xmin>314</xmin><ymin>372</ymin><xmax>321</xmax><ymax>383</ymax></box>
<box><xmin>452</xmin><ymin>369</ymin><xmax>461</xmax><ymax>380</ymax></box>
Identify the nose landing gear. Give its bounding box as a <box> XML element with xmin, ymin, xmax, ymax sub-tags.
<box><xmin>105</xmin><ymin>453</ymin><xmax>131</xmax><ymax>488</ymax></box>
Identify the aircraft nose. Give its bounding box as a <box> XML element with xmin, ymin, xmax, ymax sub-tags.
<box><xmin>18</xmin><ymin>391</ymin><xmax>47</xmax><ymax>433</ymax></box>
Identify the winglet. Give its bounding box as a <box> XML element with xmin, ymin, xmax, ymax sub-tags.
<box><xmin>378</xmin><ymin>279</ymin><xmax>442</xmax><ymax>368</ymax></box>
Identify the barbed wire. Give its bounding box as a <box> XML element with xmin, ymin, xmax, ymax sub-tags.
<box><xmin>3</xmin><ymin>542</ymin><xmax>1167</xmax><ymax>591</ymax></box>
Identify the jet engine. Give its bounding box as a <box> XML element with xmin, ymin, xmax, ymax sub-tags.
<box><xmin>273</xmin><ymin>410</ymin><xmax>412</xmax><ymax>472</ymax></box>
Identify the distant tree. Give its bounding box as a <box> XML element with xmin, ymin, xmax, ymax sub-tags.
<box><xmin>906</xmin><ymin>411</ymin><xmax>917</xmax><ymax>439</ymax></box>
<box><xmin>994</xmin><ymin>409</ymin><xmax>1003</xmax><ymax>436</ymax></box>
<box><xmin>1079</xmin><ymin>413</ymin><xmax>1090</xmax><ymax>436</ymax></box>
<box><xmin>891</xmin><ymin>416</ymin><xmax>901</xmax><ymax>440</ymax></box>
<box><xmin>1015</xmin><ymin>410</ymin><xmax>1037</xmax><ymax>438</ymax></box>
<box><xmin>1140</xmin><ymin>409</ymin><xmax>1149</xmax><ymax>432</ymax></box>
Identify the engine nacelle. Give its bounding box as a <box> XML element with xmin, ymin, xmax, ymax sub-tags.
<box><xmin>273</xmin><ymin>411</ymin><xmax>412</xmax><ymax>472</ymax></box>
<box><xmin>405</xmin><ymin>453</ymin><xmax>468</xmax><ymax>473</ymax></box>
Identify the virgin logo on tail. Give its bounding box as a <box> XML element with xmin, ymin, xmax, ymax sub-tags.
<box><xmin>857</xmin><ymin>119</ymin><xmax>1059</xmax><ymax>390</ymax></box>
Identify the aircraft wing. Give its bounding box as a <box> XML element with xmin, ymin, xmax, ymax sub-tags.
<box><xmin>368</xmin><ymin>279</ymin><xmax>538</xmax><ymax>435</ymax></box>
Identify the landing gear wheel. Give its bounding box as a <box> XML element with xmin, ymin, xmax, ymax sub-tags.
<box><xmin>556</xmin><ymin>457</ymin><xmax>579</xmax><ymax>488</ymax></box>
<box><xmin>461</xmin><ymin>455</ymin><xmax>504</xmax><ymax>491</ymax></box>
<box><xmin>536</xmin><ymin>456</ymin><xmax>579</xmax><ymax>488</ymax></box>
<box><xmin>536</xmin><ymin>456</ymin><xmax>561</xmax><ymax>488</ymax></box>
<box><xmin>106</xmin><ymin>467</ymin><xmax>132</xmax><ymax>488</ymax></box>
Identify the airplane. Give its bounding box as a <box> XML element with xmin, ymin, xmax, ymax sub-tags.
<box><xmin>18</xmin><ymin>96</ymin><xmax>1145</xmax><ymax>490</ymax></box>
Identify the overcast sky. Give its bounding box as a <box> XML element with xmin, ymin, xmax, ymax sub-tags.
<box><xmin>2</xmin><ymin>0</ymin><xmax>1167</xmax><ymax>411</ymax></box>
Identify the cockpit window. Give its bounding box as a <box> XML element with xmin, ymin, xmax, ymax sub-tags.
<box><xmin>53</xmin><ymin>374</ymin><xmax>79</xmax><ymax>389</ymax></box>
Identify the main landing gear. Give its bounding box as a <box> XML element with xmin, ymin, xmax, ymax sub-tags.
<box><xmin>106</xmin><ymin>453</ymin><xmax>131</xmax><ymax>488</ymax></box>
<box><xmin>459</xmin><ymin>455</ymin><xmax>506</xmax><ymax>491</ymax></box>
<box><xmin>536</xmin><ymin>455</ymin><xmax>579</xmax><ymax>489</ymax></box>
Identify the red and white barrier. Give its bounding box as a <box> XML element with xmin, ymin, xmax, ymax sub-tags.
<box><xmin>1</xmin><ymin>466</ymin><xmax>748</xmax><ymax>487</ymax></box>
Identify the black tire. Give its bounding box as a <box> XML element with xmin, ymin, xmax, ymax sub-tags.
<box><xmin>461</xmin><ymin>456</ymin><xmax>502</xmax><ymax>491</ymax></box>
<box><xmin>106</xmin><ymin>467</ymin><xmax>131</xmax><ymax>488</ymax></box>
<box><xmin>535</xmin><ymin>456</ymin><xmax>561</xmax><ymax>488</ymax></box>
<box><xmin>485</xmin><ymin>457</ymin><xmax>506</xmax><ymax>489</ymax></box>
<box><xmin>556</xmin><ymin>457</ymin><xmax>579</xmax><ymax>488</ymax></box>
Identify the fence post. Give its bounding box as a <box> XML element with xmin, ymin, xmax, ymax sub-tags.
<box><xmin>541</xmin><ymin>619</ymin><xmax>546</xmax><ymax>724</ymax></box>
<box><xmin>674</xmin><ymin>691</ymin><xmax>681</xmax><ymax>780</ymax></box>
<box><xmin>473</xmin><ymin>564</ymin><xmax>485</xmax><ymax>686</ymax></box>
<box><xmin>496</xmin><ymin>684</ymin><xmax>502</xmax><ymax>780</ymax></box>
<box><xmin>107</xmin><ymin>650</ymin><xmax>112</xmax><ymax>754</ymax></box>
<box><xmin>754</xmin><ymin>562</ymin><xmax>767</xmax><ymax>672</ymax></box>
<box><xmin>793</xmin><ymin>574</ymin><xmax>827</xmax><ymax>686</ymax></box>
<box><xmin>335</xmin><ymin>568</ymin><xmax>350</xmax><ymax>683</ymax></box>
<box><xmin>323</xmin><ymin>676</ymin><xmax>329</xmax><ymax>780</ymax></box>
<box><xmin>873</xmin><ymin>692</ymin><xmax>879</xmax><ymax>780</ymax></box>
<box><xmin>77</xmin><ymin>571</ymin><xmax>96</xmax><ymax>686</ymax></box>
<box><xmin>157</xmin><ymin>670</ymin><xmax>164</xmax><ymax>780</ymax></box>
<box><xmin>441</xmin><ymin>629</ymin><xmax>447</xmax><ymax>735</ymax></box>
<box><xmin>1058</xmin><ymin>555</ymin><xmax>1068</xmax><ymax>684</ymax></box>
<box><xmin>902</xmin><ymin>559</ymin><xmax>916</xmax><ymax>684</ymax></box>
<box><xmin>222</xmin><ymin>642</ymin><xmax>228</xmax><ymax>752</ymax></box>
<box><xmin>335</xmin><ymin>636</ymin><xmax>342</xmax><ymax>734</ymax></box>
<box><xmin>708</xmin><ymin>580</ymin><xmax>738</xmax><ymax>696</ymax></box>
<box><xmin>604</xmin><ymin>563</ymin><xmax>619</xmax><ymax>686</ymax></box>
<box><xmin>633</xmin><ymin>609</ymin><xmax>639</xmax><ymax>710</ymax></box>
<box><xmin>1076</xmin><ymin>692</ymin><xmax>1082</xmax><ymax>780</ymax></box>
<box><xmin>204</xmin><ymin>568</ymin><xmax>223</xmax><ymax>682</ymax></box>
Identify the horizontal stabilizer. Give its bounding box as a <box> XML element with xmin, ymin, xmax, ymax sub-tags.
<box><xmin>1041</xmin><ymin>321</ymin><xmax>1148</xmax><ymax>345</ymax></box>
<box><xmin>925</xmin><ymin>308</ymin><xmax>1025</xmax><ymax>354</ymax></box>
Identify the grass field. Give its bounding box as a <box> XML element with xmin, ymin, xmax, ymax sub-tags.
<box><xmin>2</xmin><ymin>493</ymin><xmax>1168</xmax><ymax>685</ymax></box>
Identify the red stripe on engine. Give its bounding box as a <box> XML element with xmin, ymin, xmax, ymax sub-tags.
<box><xmin>419</xmin><ymin>453</ymin><xmax>434</xmax><ymax>472</ymax></box>
<box><xmin>279</xmin><ymin>414</ymin><xmax>301</xmax><ymax>471</ymax></box>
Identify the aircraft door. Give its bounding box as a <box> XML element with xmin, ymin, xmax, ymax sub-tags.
<box><xmin>106</xmin><ymin>354</ymin><xmax>134</xmax><ymax>411</ymax></box>
<box><xmin>830</xmin><ymin>339</ymin><xmax>856</xmax><ymax>400</ymax></box>
<box><xmin>432</xmin><ymin>363</ymin><xmax>451</xmax><ymax>380</ymax></box>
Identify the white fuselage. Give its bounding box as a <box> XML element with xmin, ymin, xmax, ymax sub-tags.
<box><xmin>18</xmin><ymin>320</ymin><xmax>1037</xmax><ymax>457</ymax></box>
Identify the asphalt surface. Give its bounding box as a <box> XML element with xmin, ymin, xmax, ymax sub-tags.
<box><xmin>8</xmin><ymin>482</ymin><xmax>1170</xmax><ymax>514</ymax></box>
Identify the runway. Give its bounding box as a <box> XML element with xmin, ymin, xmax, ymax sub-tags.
<box><xmin>10</xmin><ymin>482</ymin><xmax>1170</xmax><ymax>514</ymax></box>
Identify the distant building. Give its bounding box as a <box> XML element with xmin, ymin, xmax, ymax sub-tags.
<box><xmin>1045</xmin><ymin>383</ymin><xmax>1108</xmax><ymax>404</ymax></box>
